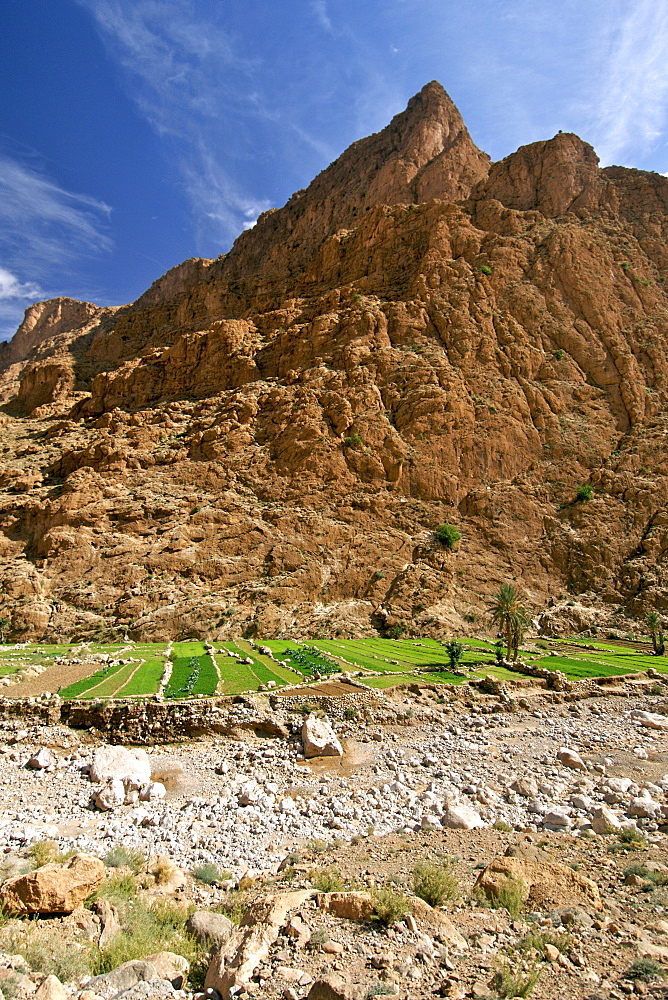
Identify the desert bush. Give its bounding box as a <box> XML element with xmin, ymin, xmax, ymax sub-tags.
<box><xmin>493</xmin><ymin>820</ymin><xmax>513</xmax><ymax>833</ymax></box>
<box><xmin>215</xmin><ymin>890</ymin><xmax>248</xmax><ymax>926</ymax></box>
<box><xmin>626</xmin><ymin>958</ymin><xmax>665</xmax><ymax>981</ymax></box>
<box><xmin>0</xmin><ymin>923</ymin><xmax>93</xmax><ymax>981</ymax></box>
<box><xmin>576</xmin><ymin>484</ymin><xmax>593</xmax><ymax>502</ymax></box>
<box><xmin>434</xmin><ymin>523</ymin><xmax>461</xmax><ymax>549</ymax></box>
<box><xmin>444</xmin><ymin>640</ymin><xmax>464</xmax><ymax>670</ymax></box>
<box><xmin>412</xmin><ymin>862</ymin><xmax>459</xmax><ymax>907</ymax></box>
<box><xmin>516</xmin><ymin>928</ymin><xmax>573</xmax><ymax>958</ymax></box>
<box><xmin>91</xmin><ymin>873</ymin><xmax>138</xmax><ymax>904</ymax></box>
<box><xmin>94</xmin><ymin>896</ymin><xmax>198</xmax><ymax>975</ymax></box>
<box><xmin>493</xmin><ymin>960</ymin><xmax>541</xmax><ymax>997</ymax></box>
<box><xmin>193</xmin><ymin>863</ymin><xmax>230</xmax><ymax>885</ymax></box>
<box><xmin>478</xmin><ymin>877</ymin><xmax>525</xmax><ymax>918</ymax></box>
<box><xmin>479</xmin><ymin>265</ymin><xmax>492</xmax><ymax>276</ymax></box>
<box><xmin>104</xmin><ymin>844</ymin><xmax>145</xmax><ymax>873</ymax></box>
<box><xmin>343</xmin><ymin>433</ymin><xmax>362</xmax><ymax>448</ymax></box>
<box><xmin>308</xmin><ymin>928</ymin><xmax>330</xmax><ymax>951</ymax></box>
<box><xmin>617</xmin><ymin>829</ymin><xmax>647</xmax><ymax>851</ymax></box>
<box><xmin>365</xmin><ymin>983</ymin><xmax>397</xmax><ymax>998</ymax></box>
<box><xmin>311</xmin><ymin>868</ymin><xmax>346</xmax><ymax>893</ymax></box>
<box><xmin>370</xmin><ymin>887</ymin><xmax>410</xmax><ymax>926</ymax></box>
<box><xmin>28</xmin><ymin>840</ymin><xmax>73</xmax><ymax>868</ymax></box>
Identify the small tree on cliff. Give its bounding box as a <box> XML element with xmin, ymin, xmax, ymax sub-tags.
<box><xmin>487</xmin><ymin>584</ymin><xmax>528</xmax><ymax>662</ymax></box>
<box><xmin>646</xmin><ymin>611</ymin><xmax>665</xmax><ymax>656</ymax></box>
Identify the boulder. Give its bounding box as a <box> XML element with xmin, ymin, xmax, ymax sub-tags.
<box><xmin>94</xmin><ymin>778</ymin><xmax>126</xmax><ymax>812</ymax></box>
<box><xmin>590</xmin><ymin>805</ymin><xmax>621</xmax><ymax>834</ymax></box>
<box><xmin>301</xmin><ymin>716</ymin><xmax>343</xmax><ymax>758</ymax></box>
<box><xmin>89</xmin><ymin>746</ymin><xmax>151</xmax><ymax>790</ymax></box>
<box><xmin>557</xmin><ymin>748</ymin><xmax>586</xmax><ymax>770</ymax></box>
<box><xmin>441</xmin><ymin>800</ymin><xmax>484</xmax><ymax>830</ymax></box>
<box><xmin>83</xmin><ymin>953</ymin><xmax>188</xmax><ymax>999</ymax></box>
<box><xmin>408</xmin><ymin>896</ymin><xmax>467</xmax><ymax>950</ymax></box>
<box><xmin>307</xmin><ymin>974</ymin><xmax>361</xmax><ymax>1000</ymax></box>
<box><xmin>206</xmin><ymin>890</ymin><xmax>313</xmax><ymax>997</ymax></box>
<box><xmin>0</xmin><ymin>853</ymin><xmax>104</xmax><ymax>914</ymax></box>
<box><xmin>27</xmin><ymin>748</ymin><xmax>53</xmax><ymax>770</ymax></box>
<box><xmin>34</xmin><ymin>977</ymin><xmax>66</xmax><ymax>1000</ymax></box>
<box><xmin>630</xmin><ymin>710</ymin><xmax>668</xmax><ymax>731</ymax></box>
<box><xmin>187</xmin><ymin>910</ymin><xmax>234</xmax><ymax>946</ymax></box>
<box><xmin>317</xmin><ymin>891</ymin><xmax>374</xmax><ymax>922</ymax></box>
<box><xmin>475</xmin><ymin>856</ymin><xmax>603</xmax><ymax>912</ymax></box>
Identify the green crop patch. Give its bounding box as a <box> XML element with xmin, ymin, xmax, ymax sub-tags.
<box><xmin>116</xmin><ymin>659</ymin><xmax>165</xmax><ymax>697</ymax></box>
<box><xmin>60</xmin><ymin>661</ymin><xmax>125</xmax><ymax>699</ymax></box>
<box><xmin>166</xmin><ymin>652</ymin><xmax>216</xmax><ymax>698</ymax></box>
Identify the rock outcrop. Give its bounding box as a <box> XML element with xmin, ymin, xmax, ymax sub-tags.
<box><xmin>0</xmin><ymin>853</ymin><xmax>104</xmax><ymax>914</ymax></box>
<box><xmin>0</xmin><ymin>80</ymin><xmax>667</xmax><ymax>640</ymax></box>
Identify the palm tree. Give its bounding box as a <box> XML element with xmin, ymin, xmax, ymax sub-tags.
<box><xmin>646</xmin><ymin>611</ymin><xmax>665</xmax><ymax>656</ymax></box>
<box><xmin>487</xmin><ymin>584</ymin><xmax>528</xmax><ymax>661</ymax></box>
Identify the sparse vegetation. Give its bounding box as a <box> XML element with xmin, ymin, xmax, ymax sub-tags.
<box><xmin>576</xmin><ymin>484</ymin><xmax>593</xmax><ymax>501</ymax></box>
<box><xmin>412</xmin><ymin>861</ymin><xmax>459</xmax><ymax>906</ymax></box>
<box><xmin>479</xmin><ymin>877</ymin><xmax>525</xmax><ymax>918</ymax></box>
<box><xmin>27</xmin><ymin>840</ymin><xmax>73</xmax><ymax>868</ymax></box>
<box><xmin>311</xmin><ymin>868</ymin><xmax>347</xmax><ymax>893</ymax></box>
<box><xmin>370</xmin><ymin>887</ymin><xmax>410</xmax><ymax>926</ymax></box>
<box><xmin>193</xmin><ymin>863</ymin><xmax>230</xmax><ymax>885</ymax></box>
<box><xmin>104</xmin><ymin>844</ymin><xmax>145</xmax><ymax>873</ymax></box>
<box><xmin>487</xmin><ymin>584</ymin><xmax>529</xmax><ymax>662</ymax></box>
<box><xmin>343</xmin><ymin>433</ymin><xmax>363</xmax><ymax>448</ymax></box>
<box><xmin>444</xmin><ymin>640</ymin><xmax>464</xmax><ymax>671</ymax></box>
<box><xmin>493</xmin><ymin>959</ymin><xmax>541</xmax><ymax>997</ymax></box>
<box><xmin>626</xmin><ymin>958</ymin><xmax>666</xmax><ymax>981</ymax></box>
<box><xmin>434</xmin><ymin>523</ymin><xmax>461</xmax><ymax>549</ymax></box>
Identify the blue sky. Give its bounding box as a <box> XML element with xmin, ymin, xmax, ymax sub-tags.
<box><xmin>2</xmin><ymin>0</ymin><xmax>668</xmax><ymax>340</ymax></box>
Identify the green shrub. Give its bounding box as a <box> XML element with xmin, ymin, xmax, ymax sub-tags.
<box><xmin>387</xmin><ymin>624</ymin><xmax>406</xmax><ymax>640</ymax></box>
<box><xmin>91</xmin><ymin>873</ymin><xmax>138</xmax><ymax>904</ymax></box>
<box><xmin>516</xmin><ymin>928</ymin><xmax>573</xmax><ymax>958</ymax></box>
<box><xmin>353</xmin><ymin>293</ymin><xmax>363</xmax><ymax>302</ymax></box>
<box><xmin>480</xmin><ymin>265</ymin><xmax>493</xmax><ymax>276</ymax></box>
<box><xmin>435</xmin><ymin>523</ymin><xmax>462</xmax><ymax>549</ymax></box>
<box><xmin>193</xmin><ymin>863</ymin><xmax>230</xmax><ymax>885</ymax></box>
<box><xmin>365</xmin><ymin>983</ymin><xmax>397</xmax><ymax>998</ymax></box>
<box><xmin>493</xmin><ymin>960</ymin><xmax>541</xmax><ymax>997</ymax></box>
<box><xmin>493</xmin><ymin>820</ymin><xmax>513</xmax><ymax>833</ymax></box>
<box><xmin>215</xmin><ymin>891</ymin><xmax>248</xmax><ymax>926</ymax></box>
<box><xmin>311</xmin><ymin>868</ymin><xmax>346</xmax><ymax>893</ymax></box>
<box><xmin>370</xmin><ymin>887</ymin><xmax>410</xmax><ymax>926</ymax></box>
<box><xmin>28</xmin><ymin>840</ymin><xmax>74</xmax><ymax>868</ymax></box>
<box><xmin>626</xmin><ymin>958</ymin><xmax>665</xmax><ymax>981</ymax></box>
<box><xmin>0</xmin><ymin>923</ymin><xmax>93</xmax><ymax>981</ymax></box>
<box><xmin>478</xmin><ymin>877</ymin><xmax>525</xmax><ymax>918</ymax></box>
<box><xmin>575</xmin><ymin>484</ymin><xmax>593</xmax><ymax>502</ymax></box>
<box><xmin>555</xmin><ymin>348</ymin><xmax>565</xmax><ymax>360</ymax></box>
<box><xmin>104</xmin><ymin>844</ymin><xmax>145</xmax><ymax>873</ymax></box>
<box><xmin>617</xmin><ymin>829</ymin><xmax>647</xmax><ymax>851</ymax></box>
<box><xmin>308</xmin><ymin>929</ymin><xmax>330</xmax><ymax>952</ymax></box>
<box><xmin>343</xmin><ymin>433</ymin><xmax>362</xmax><ymax>448</ymax></box>
<box><xmin>412</xmin><ymin>862</ymin><xmax>459</xmax><ymax>906</ymax></box>
<box><xmin>94</xmin><ymin>896</ymin><xmax>199</xmax><ymax>975</ymax></box>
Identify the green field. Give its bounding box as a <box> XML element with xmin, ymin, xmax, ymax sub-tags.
<box><xmin>0</xmin><ymin>632</ymin><xmax>665</xmax><ymax>700</ymax></box>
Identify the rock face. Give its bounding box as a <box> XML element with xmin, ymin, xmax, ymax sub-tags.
<box><xmin>0</xmin><ymin>80</ymin><xmax>667</xmax><ymax>640</ymax></box>
<box><xmin>0</xmin><ymin>853</ymin><xmax>104</xmax><ymax>914</ymax></box>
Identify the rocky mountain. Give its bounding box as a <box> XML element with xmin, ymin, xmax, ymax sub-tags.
<box><xmin>1</xmin><ymin>81</ymin><xmax>667</xmax><ymax>642</ymax></box>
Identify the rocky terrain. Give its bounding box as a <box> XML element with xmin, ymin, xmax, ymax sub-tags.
<box><xmin>0</xmin><ymin>81</ymin><xmax>667</xmax><ymax>641</ymax></box>
<box><xmin>0</xmin><ymin>682</ymin><xmax>664</xmax><ymax>998</ymax></box>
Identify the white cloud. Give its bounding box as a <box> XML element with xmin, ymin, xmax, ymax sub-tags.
<box><xmin>580</xmin><ymin>0</ymin><xmax>668</xmax><ymax>165</ymax></box>
<box><xmin>0</xmin><ymin>155</ymin><xmax>111</xmax><ymax>270</ymax></box>
<box><xmin>312</xmin><ymin>0</ymin><xmax>334</xmax><ymax>34</ymax></box>
<box><xmin>0</xmin><ymin>156</ymin><xmax>111</xmax><ymax>340</ymax></box>
<box><xmin>0</xmin><ymin>267</ymin><xmax>42</xmax><ymax>302</ymax></box>
<box><xmin>76</xmin><ymin>0</ymin><xmax>266</xmax><ymax>249</ymax></box>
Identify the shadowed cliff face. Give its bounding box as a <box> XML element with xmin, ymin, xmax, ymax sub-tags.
<box><xmin>0</xmin><ymin>81</ymin><xmax>667</xmax><ymax>642</ymax></box>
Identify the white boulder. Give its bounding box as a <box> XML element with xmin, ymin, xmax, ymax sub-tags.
<box><xmin>557</xmin><ymin>748</ymin><xmax>586</xmax><ymax>770</ymax></box>
<box><xmin>441</xmin><ymin>800</ymin><xmax>484</xmax><ymax>830</ymax></box>
<box><xmin>301</xmin><ymin>716</ymin><xmax>343</xmax><ymax>759</ymax></box>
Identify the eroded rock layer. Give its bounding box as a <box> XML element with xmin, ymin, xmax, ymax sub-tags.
<box><xmin>0</xmin><ymin>82</ymin><xmax>667</xmax><ymax>641</ymax></box>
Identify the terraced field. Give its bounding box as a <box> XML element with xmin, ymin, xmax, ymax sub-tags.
<box><xmin>0</xmin><ymin>633</ymin><xmax>664</xmax><ymax>700</ymax></box>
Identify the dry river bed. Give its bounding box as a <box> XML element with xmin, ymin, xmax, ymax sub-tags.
<box><xmin>0</xmin><ymin>687</ymin><xmax>665</xmax><ymax>1000</ymax></box>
